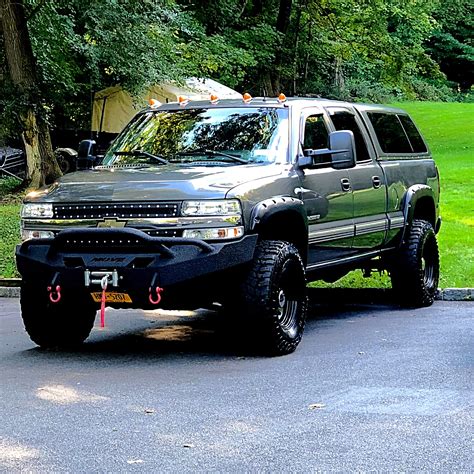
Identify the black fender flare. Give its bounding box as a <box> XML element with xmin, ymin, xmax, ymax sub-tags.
<box><xmin>249</xmin><ymin>196</ymin><xmax>308</xmax><ymax>254</ymax></box>
<box><xmin>250</xmin><ymin>196</ymin><xmax>308</xmax><ymax>232</ymax></box>
<box><xmin>401</xmin><ymin>184</ymin><xmax>436</xmax><ymax>240</ymax></box>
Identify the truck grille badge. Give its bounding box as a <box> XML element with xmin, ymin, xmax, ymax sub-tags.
<box><xmin>97</xmin><ymin>218</ymin><xmax>127</xmax><ymax>228</ymax></box>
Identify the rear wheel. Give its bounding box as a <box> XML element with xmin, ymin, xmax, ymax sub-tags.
<box><xmin>390</xmin><ymin>219</ymin><xmax>439</xmax><ymax>307</ymax></box>
<box><xmin>20</xmin><ymin>283</ymin><xmax>96</xmax><ymax>348</ymax></box>
<box><xmin>239</xmin><ymin>240</ymin><xmax>307</xmax><ymax>356</ymax></box>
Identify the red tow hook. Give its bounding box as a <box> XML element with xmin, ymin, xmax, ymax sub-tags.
<box><xmin>47</xmin><ymin>285</ymin><xmax>61</xmax><ymax>303</ymax></box>
<box><xmin>149</xmin><ymin>286</ymin><xmax>164</xmax><ymax>305</ymax></box>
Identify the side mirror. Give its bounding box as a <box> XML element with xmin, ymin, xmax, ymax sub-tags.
<box><xmin>329</xmin><ymin>130</ymin><xmax>356</xmax><ymax>169</ymax></box>
<box><xmin>77</xmin><ymin>139</ymin><xmax>97</xmax><ymax>170</ymax></box>
<box><xmin>298</xmin><ymin>130</ymin><xmax>356</xmax><ymax>170</ymax></box>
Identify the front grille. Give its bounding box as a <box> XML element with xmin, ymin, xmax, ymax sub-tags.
<box><xmin>53</xmin><ymin>202</ymin><xmax>180</xmax><ymax>219</ymax></box>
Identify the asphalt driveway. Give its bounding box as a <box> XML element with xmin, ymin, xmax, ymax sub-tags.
<box><xmin>1</xmin><ymin>297</ymin><xmax>472</xmax><ymax>472</ymax></box>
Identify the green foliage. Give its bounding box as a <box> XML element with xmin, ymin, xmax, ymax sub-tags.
<box><xmin>0</xmin><ymin>177</ymin><xmax>24</xmax><ymax>198</ymax></box>
<box><xmin>427</xmin><ymin>0</ymin><xmax>474</xmax><ymax>91</ymax></box>
<box><xmin>1</xmin><ymin>0</ymin><xmax>473</xmax><ymax>148</ymax></box>
<box><xmin>0</xmin><ymin>0</ymin><xmax>261</xmax><ymax>138</ymax></box>
<box><xmin>0</xmin><ymin>201</ymin><xmax>21</xmax><ymax>278</ymax></box>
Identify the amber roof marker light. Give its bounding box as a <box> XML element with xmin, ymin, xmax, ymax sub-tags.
<box><xmin>178</xmin><ymin>95</ymin><xmax>190</xmax><ymax>106</ymax></box>
<box><xmin>242</xmin><ymin>92</ymin><xmax>252</xmax><ymax>104</ymax></box>
<box><xmin>210</xmin><ymin>94</ymin><xmax>219</xmax><ymax>104</ymax></box>
<box><xmin>278</xmin><ymin>93</ymin><xmax>287</xmax><ymax>103</ymax></box>
<box><xmin>148</xmin><ymin>98</ymin><xmax>161</xmax><ymax>108</ymax></box>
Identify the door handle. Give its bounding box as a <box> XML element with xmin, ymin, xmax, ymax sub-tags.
<box><xmin>372</xmin><ymin>176</ymin><xmax>382</xmax><ymax>189</ymax></box>
<box><xmin>340</xmin><ymin>178</ymin><xmax>351</xmax><ymax>192</ymax></box>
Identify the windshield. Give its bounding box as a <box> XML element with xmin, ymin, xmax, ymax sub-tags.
<box><xmin>102</xmin><ymin>107</ymin><xmax>289</xmax><ymax>166</ymax></box>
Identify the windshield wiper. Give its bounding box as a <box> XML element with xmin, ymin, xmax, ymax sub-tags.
<box><xmin>175</xmin><ymin>148</ymin><xmax>247</xmax><ymax>164</ymax></box>
<box><xmin>114</xmin><ymin>150</ymin><xmax>169</xmax><ymax>164</ymax></box>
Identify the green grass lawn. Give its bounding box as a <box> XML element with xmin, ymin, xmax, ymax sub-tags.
<box><xmin>0</xmin><ymin>178</ymin><xmax>23</xmax><ymax>278</ymax></box>
<box><xmin>1</xmin><ymin>102</ymin><xmax>473</xmax><ymax>287</ymax></box>
<box><xmin>0</xmin><ymin>203</ymin><xmax>21</xmax><ymax>278</ymax></box>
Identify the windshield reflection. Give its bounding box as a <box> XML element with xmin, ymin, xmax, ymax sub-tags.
<box><xmin>103</xmin><ymin>107</ymin><xmax>289</xmax><ymax>166</ymax></box>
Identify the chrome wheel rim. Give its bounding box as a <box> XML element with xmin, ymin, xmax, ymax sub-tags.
<box><xmin>422</xmin><ymin>236</ymin><xmax>437</xmax><ymax>289</ymax></box>
<box><xmin>277</xmin><ymin>288</ymin><xmax>299</xmax><ymax>338</ymax></box>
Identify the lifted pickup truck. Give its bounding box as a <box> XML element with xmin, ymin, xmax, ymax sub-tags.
<box><xmin>16</xmin><ymin>96</ymin><xmax>441</xmax><ymax>355</ymax></box>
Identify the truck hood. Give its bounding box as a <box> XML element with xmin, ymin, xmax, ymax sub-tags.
<box><xmin>26</xmin><ymin>164</ymin><xmax>283</xmax><ymax>203</ymax></box>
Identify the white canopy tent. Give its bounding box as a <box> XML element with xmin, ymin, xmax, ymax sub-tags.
<box><xmin>91</xmin><ymin>78</ymin><xmax>241</xmax><ymax>134</ymax></box>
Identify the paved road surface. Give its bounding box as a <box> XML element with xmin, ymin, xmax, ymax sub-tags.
<box><xmin>1</xmin><ymin>297</ymin><xmax>473</xmax><ymax>472</ymax></box>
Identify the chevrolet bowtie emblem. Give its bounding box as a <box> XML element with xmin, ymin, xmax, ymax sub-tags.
<box><xmin>97</xmin><ymin>218</ymin><xmax>127</xmax><ymax>228</ymax></box>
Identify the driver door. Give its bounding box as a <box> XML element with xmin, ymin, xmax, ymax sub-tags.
<box><xmin>296</xmin><ymin>109</ymin><xmax>355</xmax><ymax>266</ymax></box>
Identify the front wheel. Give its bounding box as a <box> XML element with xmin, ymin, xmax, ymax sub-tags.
<box><xmin>239</xmin><ymin>240</ymin><xmax>308</xmax><ymax>356</ymax></box>
<box><xmin>390</xmin><ymin>219</ymin><xmax>440</xmax><ymax>307</ymax></box>
<box><xmin>20</xmin><ymin>283</ymin><xmax>97</xmax><ymax>348</ymax></box>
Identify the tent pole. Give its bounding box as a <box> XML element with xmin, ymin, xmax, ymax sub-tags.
<box><xmin>99</xmin><ymin>97</ymin><xmax>107</xmax><ymax>134</ymax></box>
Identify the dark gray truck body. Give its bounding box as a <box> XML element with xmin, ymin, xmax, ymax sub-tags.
<box><xmin>16</xmin><ymin>98</ymin><xmax>440</xmax><ymax>352</ymax></box>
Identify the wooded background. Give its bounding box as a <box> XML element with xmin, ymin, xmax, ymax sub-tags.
<box><xmin>1</xmin><ymin>0</ymin><xmax>473</xmax><ymax>187</ymax></box>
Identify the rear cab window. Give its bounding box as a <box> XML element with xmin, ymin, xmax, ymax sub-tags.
<box><xmin>364</xmin><ymin>110</ymin><xmax>428</xmax><ymax>156</ymax></box>
<box><xmin>398</xmin><ymin>115</ymin><xmax>427</xmax><ymax>153</ymax></box>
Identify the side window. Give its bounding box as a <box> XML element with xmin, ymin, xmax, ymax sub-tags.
<box><xmin>329</xmin><ymin>111</ymin><xmax>370</xmax><ymax>161</ymax></box>
<box><xmin>303</xmin><ymin>115</ymin><xmax>329</xmax><ymax>151</ymax></box>
<box><xmin>367</xmin><ymin>112</ymin><xmax>412</xmax><ymax>153</ymax></box>
<box><xmin>398</xmin><ymin>115</ymin><xmax>427</xmax><ymax>153</ymax></box>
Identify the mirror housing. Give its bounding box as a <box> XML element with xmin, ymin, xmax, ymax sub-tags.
<box><xmin>77</xmin><ymin>139</ymin><xmax>97</xmax><ymax>170</ymax></box>
<box><xmin>329</xmin><ymin>130</ymin><xmax>356</xmax><ymax>169</ymax></box>
<box><xmin>298</xmin><ymin>130</ymin><xmax>356</xmax><ymax>170</ymax></box>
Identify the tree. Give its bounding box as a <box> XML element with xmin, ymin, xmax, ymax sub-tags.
<box><xmin>0</xmin><ymin>0</ymin><xmax>470</xmax><ymax>191</ymax></box>
<box><xmin>1</xmin><ymin>0</ymin><xmax>256</xmax><ymax>185</ymax></box>
<box><xmin>0</xmin><ymin>0</ymin><xmax>61</xmax><ymax>187</ymax></box>
<box><xmin>428</xmin><ymin>0</ymin><xmax>474</xmax><ymax>91</ymax></box>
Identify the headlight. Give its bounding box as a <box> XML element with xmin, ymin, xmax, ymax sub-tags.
<box><xmin>21</xmin><ymin>203</ymin><xmax>53</xmax><ymax>218</ymax></box>
<box><xmin>181</xmin><ymin>199</ymin><xmax>241</xmax><ymax>216</ymax></box>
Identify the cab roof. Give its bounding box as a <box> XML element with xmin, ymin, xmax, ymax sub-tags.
<box><xmin>144</xmin><ymin>97</ymin><xmax>407</xmax><ymax>115</ymax></box>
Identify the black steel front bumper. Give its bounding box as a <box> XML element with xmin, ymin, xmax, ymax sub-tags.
<box><xmin>16</xmin><ymin>228</ymin><xmax>258</xmax><ymax>308</ymax></box>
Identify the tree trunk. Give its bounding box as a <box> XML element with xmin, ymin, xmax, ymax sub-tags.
<box><xmin>292</xmin><ymin>2</ymin><xmax>303</xmax><ymax>95</ymax></box>
<box><xmin>270</xmin><ymin>0</ymin><xmax>293</xmax><ymax>96</ymax></box>
<box><xmin>334</xmin><ymin>56</ymin><xmax>345</xmax><ymax>96</ymax></box>
<box><xmin>303</xmin><ymin>19</ymin><xmax>312</xmax><ymax>89</ymax></box>
<box><xmin>0</xmin><ymin>0</ymin><xmax>61</xmax><ymax>188</ymax></box>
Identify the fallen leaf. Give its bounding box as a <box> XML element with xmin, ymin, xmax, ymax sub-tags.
<box><xmin>183</xmin><ymin>443</ymin><xmax>195</xmax><ymax>448</ymax></box>
<box><xmin>127</xmin><ymin>460</ymin><xmax>144</xmax><ymax>464</ymax></box>
<box><xmin>309</xmin><ymin>403</ymin><xmax>325</xmax><ymax>410</ymax></box>
<box><xmin>144</xmin><ymin>408</ymin><xmax>155</xmax><ymax>414</ymax></box>
<box><xmin>358</xmin><ymin>351</ymin><xmax>365</xmax><ymax>355</ymax></box>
